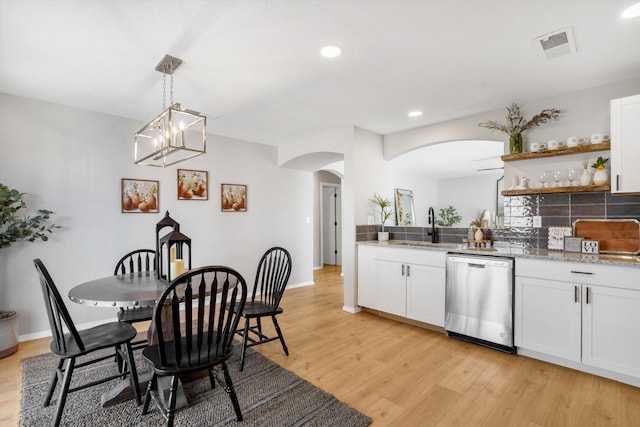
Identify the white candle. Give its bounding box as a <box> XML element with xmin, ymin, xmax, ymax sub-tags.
<box><xmin>170</xmin><ymin>259</ymin><xmax>185</xmax><ymax>281</ymax></box>
<box><xmin>170</xmin><ymin>246</ymin><xmax>177</xmax><ymax>261</ymax></box>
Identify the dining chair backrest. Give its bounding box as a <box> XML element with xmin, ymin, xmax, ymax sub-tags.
<box><xmin>114</xmin><ymin>249</ymin><xmax>156</xmax><ymax>275</ymax></box>
<box><xmin>152</xmin><ymin>266</ymin><xmax>247</xmax><ymax>368</ymax></box>
<box><xmin>252</xmin><ymin>247</ymin><xmax>291</xmax><ymax>308</ymax></box>
<box><xmin>34</xmin><ymin>259</ymin><xmax>85</xmax><ymax>353</ymax></box>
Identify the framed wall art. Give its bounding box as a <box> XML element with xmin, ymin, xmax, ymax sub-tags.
<box><xmin>177</xmin><ymin>169</ymin><xmax>208</xmax><ymax>200</ymax></box>
<box><xmin>121</xmin><ymin>178</ymin><xmax>159</xmax><ymax>213</ymax></box>
<box><xmin>221</xmin><ymin>183</ymin><xmax>247</xmax><ymax>212</ymax></box>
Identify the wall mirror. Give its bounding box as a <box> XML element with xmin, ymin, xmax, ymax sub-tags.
<box><xmin>389</xmin><ymin>140</ymin><xmax>504</xmax><ymax>227</ymax></box>
<box><xmin>394</xmin><ymin>188</ymin><xmax>415</xmax><ymax>226</ymax></box>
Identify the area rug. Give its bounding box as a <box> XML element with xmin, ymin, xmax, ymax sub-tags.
<box><xmin>20</xmin><ymin>347</ymin><xmax>371</xmax><ymax>427</ymax></box>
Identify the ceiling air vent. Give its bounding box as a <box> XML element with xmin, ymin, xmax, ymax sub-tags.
<box><xmin>535</xmin><ymin>27</ymin><xmax>576</xmax><ymax>59</ymax></box>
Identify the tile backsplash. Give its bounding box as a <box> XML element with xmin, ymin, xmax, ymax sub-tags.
<box><xmin>356</xmin><ymin>192</ymin><xmax>640</xmax><ymax>250</ymax></box>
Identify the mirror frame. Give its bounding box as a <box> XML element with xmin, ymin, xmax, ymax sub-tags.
<box><xmin>394</xmin><ymin>188</ymin><xmax>416</xmax><ymax>226</ymax></box>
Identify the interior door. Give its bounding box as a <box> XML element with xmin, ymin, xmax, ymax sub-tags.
<box><xmin>321</xmin><ymin>184</ymin><xmax>342</xmax><ymax>265</ymax></box>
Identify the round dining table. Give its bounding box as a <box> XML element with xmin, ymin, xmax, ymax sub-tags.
<box><xmin>68</xmin><ymin>270</ymin><xmax>166</xmax><ymax>309</ymax></box>
<box><xmin>68</xmin><ymin>271</ymin><xmax>188</xmax><ymax>409</ymax></box>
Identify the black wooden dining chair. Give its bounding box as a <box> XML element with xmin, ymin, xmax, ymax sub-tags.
<box><xmin>235</xmin><ymin>246</ymin><xmax>292</xmax><ymax>371</ymax></box>
<box><xmin>114</xmin><ymin>249</ymin><xmax>156</xmax><ymax>349</ymax></box>
<box><xmin>141</xmin><ymin>266</ymin><xmax>247</xmax><ymax>426</ymax></box>
<box><xmin>33</xmin><ymin>259</ymin><xmax>141</xmax><ymax>427</ymax></box>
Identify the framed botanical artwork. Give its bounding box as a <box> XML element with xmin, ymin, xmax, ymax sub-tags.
<box><xmin>177</xmin><ymin>169</ymin><xmax>208</xmax><ymax>200</ymax></box>
<box><xmin>121</xmin><ymin>178</ymin><xmax>159</xmax><ymax>213</ymax></box>
<box><xmin>221</xmin><ymin>183</ymin><xmax>247</xmax><ymax>212</ymax></box>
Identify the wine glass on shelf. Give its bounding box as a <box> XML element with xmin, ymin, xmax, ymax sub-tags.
<box><xmin>539</xmin><ymin>170</ymin><xmax>549</xmax><ymax>188</ymax></box>
<box><xmin>567</xmin><ymin>168</ymin><xmax>578</xmax><ymax>187</ymax></box>
<box><xmin>553</xmin><ymin>169</ymin><xmax>563</xmax><ymax>187</ymax></box>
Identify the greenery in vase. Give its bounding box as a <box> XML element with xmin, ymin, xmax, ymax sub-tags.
<box><xmin>479</xmin><ymin>103</ymin><xmax>562</xmax><ymax>154</ymax></box>
<box><xmin>1</xmin><ymin>183</ymin><xmax>59</xmax><ymax>249</ymax></box>
<box><xmin>435</xmin><ymin>205</ymin><xmax>462</xmax><ymax>227</ymax></box>
<box><xmin>470</xmin><ymin>210</ymin><xmax>487</xmax><ymax>228</ymax></box>
<box><xmin>591</xmin><ymin>156</ymin><xmax>609</xmax><ymax>171</ymax></box>
<box><xmin>369</xmin><ymin>193</ymin><xmax>394</xmax><ymax>232</ymax></box>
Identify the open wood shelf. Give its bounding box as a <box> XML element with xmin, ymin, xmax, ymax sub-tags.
<box><xmin>501</xmin><ymin>141</ymin><xmax>610</xmax><ymax>162</ymax></box>
<box><xmin>502</xmin><ymin>184</ymin><xmax>610</xmax><ymax>196</ymax></box>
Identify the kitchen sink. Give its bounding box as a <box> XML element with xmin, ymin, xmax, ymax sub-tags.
<box><xmin>387</xmin><ymin>240</ymin><xmax>459</xmax><ymax>249</ymax></box>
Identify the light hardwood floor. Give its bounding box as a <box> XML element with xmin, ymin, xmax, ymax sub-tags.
<box><xmin>2</xmin><ymin>265</ymin><xmax>640</xmax><ymax>426</ymax></box>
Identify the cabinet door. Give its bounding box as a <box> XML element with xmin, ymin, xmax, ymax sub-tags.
<box><xmin>376</xmin><ymin>260</ymin><xmax>406</xmax><ymax>317</ymax></box>
<box><xmin>406</xmin><ymin>264</ymin><xmax>445</xmax><ymax>326</ymax></box>
<box><xmin>611</xmin><ymin>94</ymin><xmax>640</xmax><ymax>193</ymax></box>
<box><xmin>582</xmin><ymin>285</ymin><xmax>640</xmax><ymax>377</ymax></box>
<box><xmin>357</xmin><ymin>246</ymin><xmax>378</xmax><ymax>309</ymax></box>
<box><xmin>515</xmin><ymin>277</ymin><xmax>581</xmax><ymax>362</ymax></box>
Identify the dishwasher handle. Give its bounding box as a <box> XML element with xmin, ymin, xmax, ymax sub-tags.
<box><xmin>467</xmin><ymin>263</ymin><xmax>487</xmax><ymax>269</ymax></box>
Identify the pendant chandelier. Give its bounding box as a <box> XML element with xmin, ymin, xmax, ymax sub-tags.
<box><xmin>134</xmin><ymin>54</ymin><xmax>206</xmax><ymax>167</ymax></box>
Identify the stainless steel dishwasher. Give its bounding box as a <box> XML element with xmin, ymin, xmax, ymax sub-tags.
<box><xmin>445</xmin><ymin>254</ymin><xmax>515</xmax><ymax>353</ymax></box>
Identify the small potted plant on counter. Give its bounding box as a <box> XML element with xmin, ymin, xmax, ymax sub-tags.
<box><xmin>435</xmin><ymin>205</ymin><xmax>462</xmax><ymax>227</ymax></box>
<box><xmin>469</xmin><ymin>210</ymin><xmax>487</xmax><ymax>242</ymax></box>
<box><xmin>369</xmin><ymin>193</ymin><xmax>394</xmax><ymax>241</ymax></box>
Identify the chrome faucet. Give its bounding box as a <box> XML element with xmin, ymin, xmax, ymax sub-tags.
<box><xmin>428</xmin><ymin>207</ymin><xmax>436</xmax><ymax>243</ymax></box>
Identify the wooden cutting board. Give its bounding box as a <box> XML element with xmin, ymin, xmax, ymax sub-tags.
<box><xmin>573</xmin><ymin>219</ymin><xmax>640</xmax><ymax>254</ymax></box>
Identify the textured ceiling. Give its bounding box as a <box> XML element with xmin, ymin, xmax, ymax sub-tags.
<box><xmin>1</xmin><ymin>0</ymin><xmax>639</xmax><ymax>149</ymax></box>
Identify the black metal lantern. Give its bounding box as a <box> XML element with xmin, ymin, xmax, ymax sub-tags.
<box><xmin>156</xmin><ymin>211</ymin><xmax>180</xmax><ymax>279</ymax></box>
<box><xmin>158</xmin><ymin>225</ymin><xmax>192</xmax><ymax>282</ymax></box>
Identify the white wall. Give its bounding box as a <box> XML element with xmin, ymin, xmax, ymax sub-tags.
<box><xmin>384</xmin><ymin>77</ymin><xmax>640</xmax><ymax>187</ymax></box>
<box><xmin>0</xmin><ymin>93</ymin><xmax>313</xmax><ymax>339</ymax></box>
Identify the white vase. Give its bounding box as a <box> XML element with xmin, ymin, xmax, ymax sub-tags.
<box><xmin>378</xmin><ymin>231</ymin><xmax>389</xmax><ymax>241</ymax></box>
<box><xmin>579</xmin><ymin>168</ymin><xmax>592</xmax><ymax>186</ymax></box>
<box><xmin>474</xmin><ymin>228</ymin><xmax>484</xmax><ymax>242</ymax></box>
<box><xmin>593</xmin><ymin>169</ymin><xmax>608</xmax><ymax>186</ymax></box>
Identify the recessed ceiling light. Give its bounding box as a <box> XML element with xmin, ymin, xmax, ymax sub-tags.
<box><xmin>320</xmin><ymin>45</ymin><xmax>342</xmax><ymax>58</ymax></box>
<box><xmin>622</xmin><ymin>2</ymin><xmax>640</xmax><ymax>18</ymax></box>
<box><xmin>408</xmin><ymin>111</ymin><xmax>423</xmax><ymax>118</ymax></box>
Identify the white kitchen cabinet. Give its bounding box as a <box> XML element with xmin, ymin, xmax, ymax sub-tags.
<box><xmin>516</xmin><ymin>258</ymin><xmax>640</xmax><ymax>381</ymax></box>
<box><xmin>515</xmin><ymin>276</ymin><xmax>581</xmax><ymax>362</ymax></box>
<box><xmin>406</xmin><ymin>263</ymin><xmax>445</xmax><ymax>325</ymax></box>
<box><xmin>611</xmin><ymin>93</ymin><xmax>640</xmax><ymax>193</ymax></box>
<box><xmin>582</xmin><ymin>285</ymin><xmax>640</xmax><ymax>378</ymax></box>
<box><xmin>357</xmin><ymin>244</ymin><xmax>445</xmax><ymax>327</ymax></box>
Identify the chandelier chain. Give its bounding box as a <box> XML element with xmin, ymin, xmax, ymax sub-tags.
<box><xmin>162</xmin><ymin>72</ymin><xmax>166</xmax><ymax>110</ymax></box>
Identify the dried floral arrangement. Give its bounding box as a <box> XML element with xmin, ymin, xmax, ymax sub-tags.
<box><xmin>479</xmin><ymin>103</ymin><xmax>562</xmax><ymax>153</ymax></box>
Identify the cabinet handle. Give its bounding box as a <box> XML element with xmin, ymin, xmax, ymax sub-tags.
<box><xmin>570</xmin><ymin>270</ymin><xmax>593</xmax><ymax>275</ymax></box>
<box><xmin>402</xmin><ymin>264</ymin><xmax>405</xmax><ymax>276</ymax></box>
<box><xmin>574</xmin><ymin>285</ymin><xmax>579</xmax><ymax>303</ymax></box>
<box><xmin>406</xmin><ymin>265</ymin><xmax>411</xmax><ymax>277</ymax></box>
<box><xmin>617</xmin><ymin>174</ymin><xmax>620</xmax><ymax>192</ymax></box>
<box><xmin>586</xmin><ymin>287</ymin><xmax>591</xmax><ymax>304</ymax></box>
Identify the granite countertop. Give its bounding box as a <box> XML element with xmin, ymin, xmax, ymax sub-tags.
<box><xmin>357</xmin><ymin>240</ymin><xmax>640</xmax><ymax>267</ymax></box>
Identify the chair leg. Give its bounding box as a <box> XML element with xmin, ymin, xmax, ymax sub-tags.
<box><xmin>142</xmin><ymin>373</ymin><xmax>157</xmax><ymax>415</ymax></box>
<box><xmin>239</xmin><ymin>318</ymin><xmax>250</xmax><ymax>372</ymax></box>
<box><xmin>167</xmin><ymin>375</ymin><xmax>179</xmax><ymax>427</ymax></box>
<box><xmin>123</xmin><ymin>341</ymin><xmax>142</xmax><ymax>405</ymax></box>
<box><xmin>208</xmin><ymin>368</ymin><xmax>216</xmax><ymax>389</ymax></box>
<box><xmin>44</xmin><ymin>359</ymin><xmax>63</xmax><ymax>407</ymax></box>
<box><xmin>221</xmin><ymin>362</ymin><xmax>243</xmax><ymax>422</ymax></box>
<box><xmin>272</xmin><ymin>315</ymin><xmax>289</xmax><ymax>356</ymax></box>
<box><xmin>53</xmin><ymin>357</ymin><xmax>75</xmax><ymax>427</ymax></box>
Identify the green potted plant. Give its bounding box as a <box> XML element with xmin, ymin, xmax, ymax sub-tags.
<box><xmin>479</xmin><ymin>103</ymin><xmax>561</xmax><ymax>154</ymax></box>
<box><xmin>591</xmin><ymin>156</ymin><xmax>609</xmax><ymax>186</ymax></box>
<box><xmin>0</xmin><ymin>183</ymin><xmax>59</xmax><ymax>358</ymax></box>
<box><xmin>369</xmin><ymin>193</ymin><xmax>394</xmax><ymax>241</ymax></box>
<box><xmin>435</xmin><ymin>205</ymin><xmax>462</xmax><ymax>227</ymax></box>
